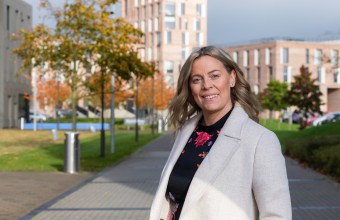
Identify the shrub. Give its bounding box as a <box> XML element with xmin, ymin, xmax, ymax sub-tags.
<box><xmin>285</xmin><ymin>135</ymin><xmax>340</xmax><ymax>181</ymax></box>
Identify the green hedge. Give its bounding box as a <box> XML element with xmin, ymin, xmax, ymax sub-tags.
<box><xmin>285</xmin><ymin>134</ymin><xmax>340</xmax><ymax>181</ymax></box>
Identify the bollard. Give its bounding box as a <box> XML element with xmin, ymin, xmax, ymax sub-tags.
<box><xmin>51</xmin><ymin>129</ymin><xmax>58</xmax><ymax>140</ymax></box>
<box><xmin>64</xmin><ymin>132</ymin><xmax>80</xmax><ymax>174</ymax></box>
<box><xmin>20</xmin><ymin>117</ymin><xmax>25</xmax><ymax>130</ymax></box>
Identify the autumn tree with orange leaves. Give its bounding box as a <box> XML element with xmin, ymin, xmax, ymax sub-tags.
<box><xmin>137</xmin><ymin>74</ymin><xmax>175</xmax><ymax>112</ymax></box>
<box><xmin>36</xmin><ymin>76</ymin><xmax>71</xmax><ymax>111</ymax></box>
<box><xmin>13</xmin><ymin>0</ymin><xmax>154</xmax><ymax>133</ymax></box>
<box><xmin>86</xmin><ymin>74</ymin><xmax>133</xmax><ymax>108</ymax></box>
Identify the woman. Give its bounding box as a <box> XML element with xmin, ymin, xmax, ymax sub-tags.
<box><xmin>150</xmin><ymin>46</ymin><xmax>291</xmax><ymax>220</ymax></box>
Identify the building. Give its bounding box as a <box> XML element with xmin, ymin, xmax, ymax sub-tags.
<box><xmin>0</xmin><ymin>0</ymin><xmax>32</xmax><ymax>128</ymax></box>
<box><xmin>225</xmin><ymin>38</ymin><xmax>340</xmax><ymax>113</ymax></box>
<box><xmin>120</xmin><ymin>0</ymin><xmax>207</xmax><ymax>88</ymax></box>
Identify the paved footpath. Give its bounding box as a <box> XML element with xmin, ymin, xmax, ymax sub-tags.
<box><xmin>21</xmin><ymin>134</ymin><xmax>340</xmax><ymax>220</ymax></box>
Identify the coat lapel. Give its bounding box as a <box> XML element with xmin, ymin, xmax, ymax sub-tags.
<box><xmin>180</xmin><ymin>104</ymin><xmax>249</xmax><ymax>218</ymax></box>
<box><xmin>150</xmin><ymin>114</ymin><xmax>202</xmax><ymax>220</ymax></box>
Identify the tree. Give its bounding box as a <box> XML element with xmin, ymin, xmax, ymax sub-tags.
<box><xmin>36</xmin><ymin>75</ymin><xmax>71</xmax><ymax>111</ymax></box>
<box><xmin>13</xmin><ymin>0</ymin><xmax>155</xmax><ymax>157</ymax></box>
<box><xmin>13</xmin><ymin>0</ymin><xmax>154</xmax><ymax>132</ymax></box>
<box><xmin>258</xmin><ymin>80</ymin><xmax>289</xmax><ymax>119</ymax></box>
<box><xmin>137</xmin><ymin>74</ymin><xmax>175</xmax><ymax>112</ymax></box>
<box><xmin>86</xmin><ymin>74</ymin><xmax>133</xmax><ymax>108</ymax></box>
<box><xmin>288</xmin><ymin>65</ymin><xmax>323</xmax><ymax>129</ymax></box>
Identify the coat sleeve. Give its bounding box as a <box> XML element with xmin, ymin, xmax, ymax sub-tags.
<box><xmin>252</xmin><ymin>131</ymin><xmax>292</xmax><ymax>220</ymax></box>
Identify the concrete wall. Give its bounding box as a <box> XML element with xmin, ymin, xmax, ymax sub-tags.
<box><xmin>0</xmin><ymin>0</ymin><xmax>32</xmax><ymax>128</ymax></box>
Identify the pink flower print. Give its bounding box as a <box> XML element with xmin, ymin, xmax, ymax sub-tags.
<box><xmin>207</xmin><ymin>141</ymin><xmax>213</xmax><ymax>146</ymax></box>
<box><xmin>195</xmin><ymin>132</ymin><xmax>212</xmax><ymax>148</ymax></box>
<box><xmin>217</xmin><ymin>130</ymin><xmax>221</xmax><ymax>135</ymax></box>
<box><xmin>188</xmin><ymin>137</ymin><xmax>192</xmax><ymax>143</ymax></box>
<box><xmin>181</xmin><ymin>149</ymin><xmax>186</xmax><ymax>154</ymax></box>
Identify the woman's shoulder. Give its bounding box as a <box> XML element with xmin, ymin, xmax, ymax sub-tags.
<box><xmin>243</xmin><ymin>117</ymin><xmax>277</xmax><ymax>140</ymax></box>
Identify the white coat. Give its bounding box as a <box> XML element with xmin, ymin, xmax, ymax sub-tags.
<box><xmin>150</xmin><ymin>103</ymin><xmax>292</xmax><ymax>220</ymax></box>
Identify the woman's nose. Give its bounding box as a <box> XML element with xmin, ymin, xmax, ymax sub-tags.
<box><xmin>202</xmin><ymin>78</ymin><xmax>213</xmax><ymax>89</ymax></box>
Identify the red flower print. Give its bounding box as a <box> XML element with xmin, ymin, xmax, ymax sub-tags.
<box><xmin>195</xmin><ymin>132</ymin><xmax>212</xmax><ymax>148</ymax></box>
<box><xmin>181</xmin><ymin>149</ymin><xmax>186</xmax><ymax>154</ymax></box>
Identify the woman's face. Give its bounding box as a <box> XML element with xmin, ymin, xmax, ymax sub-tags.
<box><xmin>189</xmin><ymin>55</ymin><xmax>235</xmax><ymax>123</ymax></box>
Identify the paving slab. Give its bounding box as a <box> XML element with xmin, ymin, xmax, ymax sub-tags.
<box><xmin>19</xmin><ymin>134</ymin><xmax>340</xmax><ymax>220</ymax></box>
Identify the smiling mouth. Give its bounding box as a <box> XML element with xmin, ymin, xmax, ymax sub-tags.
<box><xmin>203</xmin><ymin>94</ymin><xmax>218</xmax><ymax>100</ymax></box>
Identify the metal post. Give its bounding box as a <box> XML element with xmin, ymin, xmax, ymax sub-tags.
<box><xmin>135</xmin><ymin>78</ymin><xmax>139</xmax><ymax>142</ymax></box>
<box><xmin>110</xmin><ymin>75</ymin><xmax>115</xmax><ymax>153</ymax></box>
<box><xmin>32</xmin><ymin>58</ymin><xmax>37</xmax><ymax>131</ymax></box>
<box><xmin>151</xmin><ymin>75</ymin><xmax>154</xmax><ymax>134</ymax></box>
<box><xmin>100</xmin><ymin>71</ymin><xmax>105</xmax><ymax>157</ymax></box>
<box><xmin>56</xmin><ymin>71</ymin><xmax>60</xmax><ymax>130</ymax></box>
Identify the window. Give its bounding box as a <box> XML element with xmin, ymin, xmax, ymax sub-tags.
<box><xmin>154</xmin><ymin>18</ymin><xmax>159</xmax><ymax>31</ymax></box>
<box><xmin>141</xmin><ymin>0</ymin><xmax>145</xmax><ymax>5</ymax></box>
<box><xmin>305</xmin><ymin>49</ymin><xmax>309</xmax><ymax>64</ymax></box>
<box><xmin>196</xmin><ymin>33</ymin><xmax>203</xmax><ymax>46</ymax></box>
<box><xmin>257</xmin><ymin>67</ymin><xmax>261</xmax><ymax>84</ymax></box>
<box><xmin>254</xmin><ymin>49</ymin><xmax>260</xmax><ymax>66</ymax></box>
<box><xmin>196</xmin><ymin>4</ymin><xmax>202</xmax><ymax>16</ymax></box>
<box><xmin>140</xmin><ymin>48</ymin><xmax>145</xmax><ymax>61</ymax></box>
<box><xmin>314</xmin><ymin>49</ymin><xmax>322</xmax><ymax>65</ymax></box>
<box><xmin>182</xmin><ymin>32</ymin><xmax>189</xmax><ymax>45</ymax></box>
<box><xmin>178</xmin><ymin>17</ymin><xmax>181</xmax><ymax>29</ymax></box>
<box><xmin>7</xmin><ymin>5</ymin><xmax>10</xmax><ymax>31</ymax></box>
<box><xmin>165</xmin><ymin>2</ymin><xmax>175</xmax><ymax>16</ymax></box>
<box><xmin>134</xmin><ymin>0</ymin><xmax>138</xmax><ymax>7</ymax></box>
<box><xmin>141</xmin><ymin>20</ymin><xmax>145</xmax><ymax>32</ymax></box>
<box><xmin>194</xmin><ymin>19</ymin><xmax>201</xmax><ymax>31</ymax></box>
<box><xmin>148</xmin><ymin>48</ymin><xmax>152</xmax><ymax>61</ymax></box>
<box><xmin>243</xmin><ymin>50</ymin><xmax>249</xmax><ymax>67</ymax></box>
<box><xmin>281</xmin><ymin>48</ymin><xmax>289</xmax><ymax>64</ymax></box>
<box><xmin>165</xmin><ymin>31</ymin><xmax>172</xmax><ymax>44</ymax></box>
<box><xmin>184</xmin><ymin>19</ymin><xmax>188</xmax><ymax>30</ymax></box>
<box><xmin>334</xmin><ymin>68</ymin><xmax>340</xmax><ymax>83</ymax></box>
<box><xmin>182</xmin><ymin>48</ymin><xmax>189</xmax><ymax>59</ymax></box>
<box><xmin>265</xmin><ymin>48</ymin><xmax>271</xmax><ymax>65</ymax></box>
<box><xmin>158</xmin><ymin>2</ymin><xmax>161</xmax><ymax>15</ymax></box>
<box><xmin>246</xmin><ymin>68</ymin><xmax>250</xmax><ymax>81</ymax></box>
<box><xmin>125</xmin><ymin>0</ymin><xmax>128</xmax><ymax>16</ymax></box>
<box><xmin>283</xmin><ymin>66</ymin><xmax>288</xmax><ymax>82</ymax></box>
<box><xmin>165</xmin><ymin>61</ymin><xmax>174</xmax><ymax>74</ymax></box>
<box><xmin>268</xmin><ymin>66</ymin><xmax>274</xmax><ymax>80</ymax></box>
<box><xmin>331</xmin><ymin>50</ymin><xmax>339</xmax><ymax>66</ymax></box>
<box><xmin>157</xmin><ymin>32</ymin><xmax>161</xmax><ymax>46</ymax></box>
<box><xmin>165</xmin><ymin>2</ymin><xmax>175</xmax><ymax>29</ymax></box>
<box><xmin>181</xmin><ymin>3</ymin><xmax>185</xmax><ymax>15</ymax></box>
<box><xmin>151</xmin><ymin>4</ymin><xmax>154</xmax><ymax>16</ymax></box>
<box><xmin>232</xmin><ymin>52</ymin><xmax>238</xmax><ymax>63</ymax></box>
<box><xmin>317</xmin><ymin>67</ymin><xmax>325</xmax><ymax>83</ymax></box>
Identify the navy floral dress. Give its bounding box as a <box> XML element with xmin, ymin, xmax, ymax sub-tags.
<box><xmin>166</xmin><ymin>108</ymin><xmax>233</xmax><ymax>220</ymax></box>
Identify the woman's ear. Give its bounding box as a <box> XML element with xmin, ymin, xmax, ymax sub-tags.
<box><xmin>230</xmin><ymin>70</ymin><xmax>236</xmax><ymax>87</ymax></box>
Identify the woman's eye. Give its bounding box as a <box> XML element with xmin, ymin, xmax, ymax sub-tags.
<box><xmin>211</xmin><ymin>74</ymin><xmax>220</xmax><ymax>80</ymax></box>
<box><xmin>192</xmin><ymin>78</ymin><xmax>201</xmax><ymax>84</ymax></box>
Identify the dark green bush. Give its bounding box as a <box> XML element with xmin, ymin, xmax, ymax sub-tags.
<box><xmin>285</xmin><ymin>135</ymin><xmax>340</xmax><ymax>181</ymax></box>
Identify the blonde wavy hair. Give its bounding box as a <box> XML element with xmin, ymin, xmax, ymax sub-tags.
<box><xmin>168</xmin><ymin>45</ymin><xmax>260</xmax><ymax>130</ymax></box>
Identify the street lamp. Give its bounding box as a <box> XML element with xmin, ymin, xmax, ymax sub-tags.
<box><xmin>134</xmin><ymin>46</ymin><xmax>145</xmax><ymax>142</ymax></box>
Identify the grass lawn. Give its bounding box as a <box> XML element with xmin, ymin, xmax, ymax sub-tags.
<box><xmin>0</xmin><ymin>130</ymin><xmax>161</xmax><ymax>172</ymax></box>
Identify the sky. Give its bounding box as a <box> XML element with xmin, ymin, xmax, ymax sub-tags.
<box><xmin>24</xmin><ymin>0</ymin><xmax>340</xmax><ymax>45</ymax></box>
